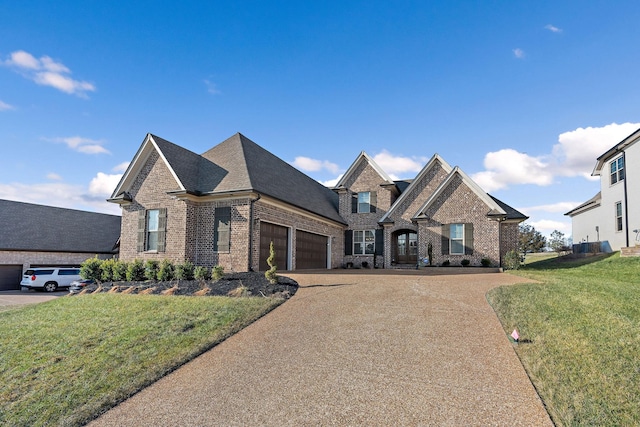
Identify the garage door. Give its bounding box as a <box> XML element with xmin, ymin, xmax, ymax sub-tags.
<box><xmin>0</xmin><ymin>265</ymin><xmax>23</xmax><ymax>291</ymax></box>
<box><xmin>296</xmin><ymin>230</ymin><xmax>328</xmax><ymax>270</ymax></box>
<box><xmin>260</xmin><ymin>222</ymin><xmax>289</xmax><ymax>271</ymax></box>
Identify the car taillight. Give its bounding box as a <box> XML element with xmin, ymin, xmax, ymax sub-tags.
<box><xmin>31</xmin><ymin>275</ymin><xmax>36</xmax><ymax>281</ymax></box>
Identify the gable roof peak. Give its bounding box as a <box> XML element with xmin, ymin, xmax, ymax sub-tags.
<box><xmin>334</xmin><ymin>151</ymin><xmax>395</xmax><ymax>189</ymax></box>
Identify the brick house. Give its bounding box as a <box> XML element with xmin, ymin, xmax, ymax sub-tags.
<box><xmin>109</xmin><ymin>133</ymin><xmax>526</xmax><ymax>271</ymax></box>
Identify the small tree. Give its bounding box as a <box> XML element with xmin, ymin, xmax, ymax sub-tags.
<box><xmin>427</xmin><ymin>242</ymin><xmax>433</xmax><ymax>266</ymax></box>
<box><xmin>265</xmin><ymin>241</ymin><xmax>278</xmax><ymax>284</ymax></box>
<box><xmin>126</xmin><ymin>259</ymin><xmax>146</xmax><ymax>282</ymax></box>
<box><xmin>194</xmin><ymin>266</ymin><xmax>211</xmax><ymax>282</ymax></box>
<box><xmin>548</xmin><ymin>230</ymin><xmax>566</xmax><ymax>253</ymax></box>
<box><xmin>81</xmin><ymin>257</ymin><xmax>103</xmax><ymax>283</ymax></box>
<box><xmin>518</xmin><ymin>223</ymin><xmax>546</xmax><ymax>259</ymax></box>
<box><xmin>212</xmin><ymin>265</ymin><xmax>224</xmax><ymax>280</ymax></box>
<box><xmin>145</xmin><ymin>260</ymin><xmax>159</xmax><ymax>281</ymax></box>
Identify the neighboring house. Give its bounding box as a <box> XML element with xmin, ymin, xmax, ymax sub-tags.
<box><xmin>109</xmin><ymin>133</ymin><xmax>526</xmax><ymax>272</ymax></box>
<box><xmin>566</xmin><ymin>127</ymin><xmax>640</xmax><ymax>252</ymax></box>
<box><xmin>0</xmin><ymin>199</ymin><xmax>121</xmax><ymax>291</ymax></box>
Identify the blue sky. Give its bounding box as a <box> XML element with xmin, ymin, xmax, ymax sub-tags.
<box><xmin>1</xmin><ymin>1</ymin><xmax>639</xmax><ymax>239</ymax></box>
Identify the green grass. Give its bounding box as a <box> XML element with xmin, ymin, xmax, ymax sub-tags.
<box><xmin>488</xmin><ymin>253</ymin><xmax>640</xmax><ymax>426</ymax></box>
<box><xmin>0</xmin><ymin>293</ymin><xmax>282</xmax><ymax>426</ymax></box>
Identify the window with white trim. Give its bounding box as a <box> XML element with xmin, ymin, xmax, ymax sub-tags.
<box><xmin>450</xmin><ymin>223</ymin><xmax>464</xmax><ymax>254</ymax></box>
<box><xmin>615</xmin><ymin>201</ymin><xmax>623</xmax><ymax>232</ymax></box>
<box><xmin>146</xmin><ymin>209</ymin><xmax>160</xmax><ymax>251</ymax></box>
<box><xmin>353</xmin><ymin>230</ymin><xmax>375</xmax><ymax>255</ymax></box>
<box><xmin>358</xmin><ymin>192</ymin><xmax>371</xmax><ymax>213</ymax></box>
<box><xmin>610</xmin><ymin>156</ymin><xmax>625</xmax><ymax>185</ymax></box>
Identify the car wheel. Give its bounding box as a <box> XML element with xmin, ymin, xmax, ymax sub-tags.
<box><xmin>44</xmin><ymin>281</ymin><xmax>58</xmax><ymax>292</ymax></box>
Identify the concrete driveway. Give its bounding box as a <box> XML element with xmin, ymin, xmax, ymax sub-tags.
<box><xmin>0</xmin><ymin>289</ymin><xmax>66</xmax><ymax>308</ymax></box>
<box><xmin>90</xmin><ymin>271</ymin><xmax>552</xmax><ymax>426</ymax></box>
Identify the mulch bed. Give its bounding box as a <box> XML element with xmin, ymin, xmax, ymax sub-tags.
<box><xmin>71</xmin><ymin>272</ymin><xmax>298</xmax><ymax>299</ymax></box>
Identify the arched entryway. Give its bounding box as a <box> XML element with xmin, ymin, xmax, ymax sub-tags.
<box><xmin>392</xmin><ymin>230</ymin><xmax>418</xmax><ymax>265</ymax></box>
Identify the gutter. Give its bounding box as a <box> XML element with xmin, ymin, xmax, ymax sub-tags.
<box><xmin>623</xmin><ymin>152</ymin><xmax>630</xmax><ymax>247</ymax></box>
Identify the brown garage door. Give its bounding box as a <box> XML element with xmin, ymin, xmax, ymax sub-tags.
<box><xmin>0</xmin><ymin>265</ymin><xmax>23</xmax><ymax>291</ymax></box>
<box><xmin>296</xmin><ymin>230</ymin><xmax>327</xmax><ymax>270</ymax></box>
<box><xmin>259</xmin><ymin>222</ymin><xmax>289</xmax><ymax>271</ymax></box>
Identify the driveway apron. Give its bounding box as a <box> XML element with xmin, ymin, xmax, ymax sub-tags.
<box><xmin>89</xmin><ymin>272</ymin><xmax>552</xmax><ymax>426</ymax></box>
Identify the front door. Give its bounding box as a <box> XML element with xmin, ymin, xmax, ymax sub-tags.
<box><xmin>395</xmin><ymin>231</ymin><xmax>418</xmax><ymax>264</ymax></box>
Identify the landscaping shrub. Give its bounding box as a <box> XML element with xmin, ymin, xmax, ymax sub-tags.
<box><xmin>212</xmin><ymin>265</ymin><xmax>224</xmax><ymax>280</ymax></box>
<box><xmin>157</xmin><ymin>259</ymin><xmax>175</xmax><ymax>281</ymax></box>
<box><xmin>100</xmin><ymin>258</ymin><xmax>116</xmax><ymax>282</ymax></box>
<box><xmin>194</xmin><ymin>266</ymin><xmax>211</xmax><ymax>281</ymax></box>
<box><xmin>145</xmin><ymin>260</ymin><xmax>159</xmax><ymax>281</ymax></box>
<box><xmin>503</xmin><ymin>250</ymin><xmax>521</xmax><ymax>270</ymax></box>
<box><xmin>81</xmin><ymin>257</ymin><xmax>103</xmax><ymax>283</ymax></box>
<box><xmin>461</xmin><ymin>259</ymin><xmax>470</xmax><ymax>267</ymax></box>
<box><xmin>126</xmin><ymin>259</ymin><xmax>146</xmax><ymax>282</ymax></box>
<box><xmin>112</xmin><ymin>260</ymin><xmax>128</xmax><ymax>281</ymax></box>
<box><xmin>441</xmin><ymin>260</ymin><xmax>450</xmax><ymax>267</ymax></box>
<box><xmin>175</xmin><ymin>261</ymin><xmax>195</xmax><ymax>281</ymax></box>
<box><xmin>265</xmin><ymin>241</ymin><xmax>278</xmax><ymax>284</ymax></box>
<box><xmin>481</xmin><ymin>258</ymin><xmax>492</xmax><ymax>267</ymax></box>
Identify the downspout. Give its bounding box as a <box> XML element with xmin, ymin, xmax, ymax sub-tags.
<box><xmin>623</xmin><ymin>152</ymin><xmax>630</xmax><ymax>248</ymax></box>
<box><xmin>248</xmin><ymin>193</ymin><xmax>261</xmax><ymax>271</ymax></box>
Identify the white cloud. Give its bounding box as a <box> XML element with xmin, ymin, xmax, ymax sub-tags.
<box><xmin>4</xmin><ymin>50</ymin><xmax>95</xmax><ymax>97</ymax></box>
<box><xmin>545</xmin><ymin>24</ymin><xmax>562</xmax><ymax>33</ymax></box>
<box><xmin>89</xmin><ymin>172</ymin><xmax>122</xmax><ymax>196</ymax></box>
<box><xmin>113</xmin><ymin>161</ymin><xmax>130</xmax><ymax>172</ymax></box>
<box><xmin>204</xmin><ymin>79</ymin><xmax>220</xmax><ymax>95</ymax></box>
<box><xmin>551</xmin><ymin>122</ymin><xmax>640</xmax><ymax>178</ymax></box>
<box><xmin>321</xmin><ymin>174</ymin><xmax>343</xmax><ymax>188</ymax></box>
<box><xmin>513</xmin><ymin>48</ymin><xmax>525</xmax><ymax>59</ymax></box>
<box><xmin>520</xmin><ymin>201</ymin><xmax>583</xmax><ymax>215</ymax></box>
<box><xmin>472</xmin><ymin>122</ymin><xmax>640</xmax><ymax>192</ymax></box>
<box><xmin>292</xmin><ymin>156</ymin><xmax>340</xmax><ymax>175</ymax></box>
<box><xmin>372</xmin><ymin>150</ymin><xmax>427</xmax><ymax>180</ymax></box>
<box><xmin>0</xmin><ymin>181</ymin><xmax>120</xmax><ymax>215</ymax></box>
<box><xmin>48</xmin><ymin>136</ymin><xmax>110</xmax><ymax>155</ymax></box>
<box><xmin>471</xmin><ymin>149</ymin><xmax>553</xmax><ymax>192</ymax></box>
<box><xmin>529</xmin><ymin>219</ymin><xmax>571</xmax><ymax>235</ymax></box>
<box><xmin>46</xmin><ymin>173</ymin><xmax>63</xmax><ymax>181</ymax></box>
<box><xmin>0</xmin><ymin>100</ymin><xmax>15</xmax><ymax>111</ymax></box>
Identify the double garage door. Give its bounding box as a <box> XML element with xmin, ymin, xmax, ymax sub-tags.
<box><xmin>259</xmin><ymin>222</ymin><xmax>327</xmax><ymax>271</ymax></box>
<box><xmin>0</xmin><ymin>265</ymin><xmax>23</xmax><ymax>291</ymax></box>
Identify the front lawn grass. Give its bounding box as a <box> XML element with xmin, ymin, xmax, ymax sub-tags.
<box><xmin>0</xmin><ymin>293</ymin><xmax>282</xmax><ymax>427</ymax></box>
<box><xmin>488</xmin><ymin>253</ymin><xmax>640</xmax><ymax>426</ymax></box>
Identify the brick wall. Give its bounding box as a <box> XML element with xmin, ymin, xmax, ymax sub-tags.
<box><xmin>119</xmin><ymin>151</ymin><xmax>189</xmax><ymax>263</ymax></box>
<box><xmin>339</xmin><ymin>159</ymin><xmax>394</xmax><ymax>268</ymax></box>
<box><xmin>417</xmin><ymin>175</ymin><xmax>501</xmax><ymax>267</ymax></box>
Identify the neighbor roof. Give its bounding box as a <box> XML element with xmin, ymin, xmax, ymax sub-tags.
<box><xmin>592</xmin><ymin>126</ymin><xmax>640</xmax><ymax>175</ymax></box>
<box><xmin>0</xmin><ymin>199</ymin><xmax>121</xmax><ymax>253</ymax></box>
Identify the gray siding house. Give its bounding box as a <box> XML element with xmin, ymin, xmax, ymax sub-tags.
<box><xmin>109</xmin><ymin>133</ymin><xmax>526</xmax><ymax>272</ymax></box>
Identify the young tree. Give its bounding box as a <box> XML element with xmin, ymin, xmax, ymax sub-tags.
<box><xmin>518</xmin><ymin>223</ymin><xmax>546</xmax><ymax>257</ymax></box>
<box><xmin>548</xmin><ymin>230</ymin><xmax>566</xmax><ymax>253</ymax></box>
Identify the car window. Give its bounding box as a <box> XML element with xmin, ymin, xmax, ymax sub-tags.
<box><xmin>58</xmin><ymin>269</ymin><xmax>80</xmax><ymax>275</ymax></box>
<box><xmin>34</xmin><ymin>269</ymin><xmax>55</xmax><ymax>275</ymax></box>
<box><xmin>24</xmin><ymin>270</ymin><xmax>35</xmax><ymax>276</ymax></box>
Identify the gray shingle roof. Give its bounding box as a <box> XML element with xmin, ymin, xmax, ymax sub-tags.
<box><xmin>157</xmin><ymin>133</ymin><xmax>345</xmax><ymax>224</ymax></box>
<box><xmin>488</xmin><ymin>195</ymin><xmax>528</xmax><ymax>221</ymax></box>
<box><xmin>0</xmin><ymin>199</ymin><xmax>121</xmax><ymax>253</ymax></box>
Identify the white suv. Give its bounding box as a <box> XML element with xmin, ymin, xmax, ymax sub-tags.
<box><xmin>21</xmin><ymin>268</ymin><xmax>82</xmax><ymax>292</ymax></box>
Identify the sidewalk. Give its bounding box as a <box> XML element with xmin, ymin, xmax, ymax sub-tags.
<box><xmin>89</xmin><ymin>272</ymin><xmax>552</xmax><ymax>426</ymax></box>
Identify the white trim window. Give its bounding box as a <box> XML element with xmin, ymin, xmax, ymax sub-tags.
<box><xmin>353</xmin><ymin>230</ymin><xmax>375</xmax><ymax>255</ymax></box>
<box><xmin>146</xmin><ymin>209</ymin><xmax>160</xmax><ymax>251</ymax></box>
<box><xmin>450</xmin><ymin>223</ymin><xmax>464</xmax><ymax>255</ymax></box>
<box><xmin>615</xmin><ymin>201</ymin><xmax>623</xmax><ymax>232</ymax></box>
<box><xmin>358</xmin><ymin>192</ymin><xmax>371</xmax><ymax>213</ymax></box>
<box><xmin>610</xmin><ymin>156</ymin><xmax>625</xmax><ymax>185</ymax></box>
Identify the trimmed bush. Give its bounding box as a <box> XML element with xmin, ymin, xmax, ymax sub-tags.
<box><xmin>480</xmin><ymin>258</ymin><xmax>492</xmax><ymax>267</ymax></box>
<box><xmin>112</xmin><ymin>260</ymin><xmax>128</xmax><ymax>281</ymax></box>
<box><xmin>461</xmin><ymin>259</ymin><xmax>470</xmax><ymax>267</ymax></box>
<box><xmin>145</xmin><ymin>260</ymin><xmax>159</xmax><ymax>281</ymax></box>
<box><xmin>157</xmin><ymin>259</ymin><xmax>175</xmax><ymax>281</ymax></box>
<box><xmin>100</xmin><ymin>258</ymin><xmax>116</xmax><ymax>282</ymax></box>
<box><xmin>212</xmin><ymin>265</ymin><xmax>224</xmax><ymax>280</ymax></box>
<box><xmin>265</xmin><ymin>241</ymin><xmax>278</xmax><ymax>284</ymax></box>
<box><xmin>441</xmin><ymin>260</ymin><xmax>451</xmax><ymax>267</ymax></box>
<box><xmin>126</xmin><ymin>259</ymin><xmax>146</xmax><ymax>282</ymax></box>
<box><xmin>81</xmin><ymin>257</ymin><xmax>103</xmax><ymax>283</ymax></box>
<box><xmin>503</xmin><ymin>250</ymin><xmax>521</xmax><ymax>270</ymax></box>
<box><xmin>194</xmin><ymin>266</ymin><xmax>211</xmax><ymax>281</ymax></box>
<box><xmin>175</xmin><ymin>261</ymin><xmax>195</xmax><ymax>281</ymax></box>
